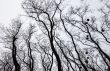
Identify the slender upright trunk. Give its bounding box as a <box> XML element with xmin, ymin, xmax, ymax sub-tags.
<box><xmin>49</xmin><ymin>33</ymin><xmax>62</xmax><ymax>71</ymax></box>
<box><xmin>12</xmin><ymin>36</ymin><xmax>20</xmax><ymax>71</ymax></box>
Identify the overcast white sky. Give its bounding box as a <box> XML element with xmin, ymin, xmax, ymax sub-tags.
<box><xmin>0</xmin><ymin>0</ymin><xmax>104</xmax><ymax>24</ymax></box>
<box><xmin>0</xmin><ymin>0</ymin><xmax>24</xmax><ymax>24</ymax></box>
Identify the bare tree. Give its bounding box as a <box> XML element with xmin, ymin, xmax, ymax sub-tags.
<box><xmin>23</xmin><ymin>24</ymin><xmax>35</xmax><ymax>71</ymax></box>
<box><xmin>22</xmin><ymin>0</ymin><xmax>63</xmax><ymax>71</ymax></box>
<box><xmin>64</xmin><ymin>2</ymin><xmax>110</xmax><ymax>70</ymax></box>
<box><xmin>1</xmin><ymin>0</ymin><xmax>110</xmax><ymax>71</ymax></box>
<box><xmin>0</xmin><ymin>18</ymin><xmax>22</xmax><ymax>71</ymax></box>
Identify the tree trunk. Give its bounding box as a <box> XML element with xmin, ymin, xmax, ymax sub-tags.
<box><xmin>50</xmin><ymin>36</ymin><xmax>62</xmax><ymax>71</ymax></box>
<box><xmin>12</xmin><ymin>37</ymin><xmax>20</xmax><ymax>71</ymax></box>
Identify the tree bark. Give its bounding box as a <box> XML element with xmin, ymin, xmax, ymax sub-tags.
<box><xmin>12</xmin><ymin>36</ymin><xmax>20</xmax><ymax>71</ymax></box>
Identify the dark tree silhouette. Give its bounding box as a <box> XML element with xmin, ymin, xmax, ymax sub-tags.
<box><xmin>0</xmin><ymin>18</ymin><xmax>22</xmax><ymax>71</ymax></box>
<box><xmin>23</xmin><ymin>24</ymin><xmax>35</xmax><ymax>71</ymax></box>
<box><xmin>0</xmin><ymin>0</ymin><xmax>110</xmax><ymax>71</ymax></box>
<box><xmin>11</xmin><ymin>19</ymin><xmax>22</xmax><ymax>71</ymax></box>
<box><xmin>22</xmin><ymin>0</ymin><xmax>63</xmax><ymax>71</ymax></box>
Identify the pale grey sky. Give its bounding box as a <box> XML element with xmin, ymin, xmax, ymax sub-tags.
<box><xmin>0</xmin><ymin>0</ymin><xmax>104</xmax><ymax>24</ymax></box>
<box><xmin>0</xmin><ymin>0</ymin><xmax>24</xmax><ymax>24</ymax></box>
